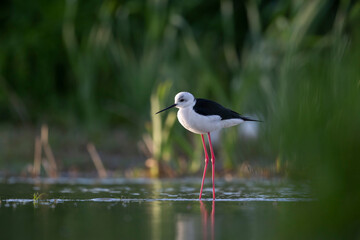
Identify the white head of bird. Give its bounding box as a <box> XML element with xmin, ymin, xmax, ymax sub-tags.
<box><xmin>174</xmin><ymin>92</ymin><xmax>195</xmax><ymax>108</ymax></box>
<box><xmin>156</xmin><ymin>92</ymin><xmax>195</xmax><ymax>114</ymax></box>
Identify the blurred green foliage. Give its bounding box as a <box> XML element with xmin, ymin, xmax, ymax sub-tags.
<box><xmin>0</xmin><ymin>0</ymin><xmax>264</xmax><ymax>128</ymax></box>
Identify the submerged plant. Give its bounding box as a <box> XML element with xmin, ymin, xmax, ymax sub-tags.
<box><xmin>33</xmin><ymin>192</ymin><xmax>48</xmax><ymax>202</ymax></box>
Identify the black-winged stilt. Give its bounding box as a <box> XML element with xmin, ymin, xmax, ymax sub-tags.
<box><xmin>156</xmin><ymin>92</ymin><xmax>260</xmax><ymax>200</ymax></box>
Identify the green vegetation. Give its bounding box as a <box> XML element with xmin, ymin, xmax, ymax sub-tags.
<box><xmin>33</xmin><ymin>192</ymin><xmax>48</xmax><ymax>207</ymax></box>
<box><xmin>33</xmin><ymin>192</ymin><xmax>48</xmax><ymax>201</ymax></box>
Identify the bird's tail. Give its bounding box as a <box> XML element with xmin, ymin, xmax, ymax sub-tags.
<box><xmin>240</xmin><ymin>115</ymin><xmax>262</xmax><ymax>122</ymax></box>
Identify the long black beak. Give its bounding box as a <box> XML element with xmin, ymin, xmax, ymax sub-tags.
<box><xmin>156</xmin><ymin>104</ymin><xmax>177</xmax><ymax>114</ymax></box>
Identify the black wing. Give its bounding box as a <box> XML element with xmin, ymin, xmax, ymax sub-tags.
<box><xmin>194</xmin><ymin>98</ymin><xmax>259</xmax><ymax>121</ymax></box>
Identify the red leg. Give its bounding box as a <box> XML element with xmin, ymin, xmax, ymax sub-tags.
<box><xmin>199</xmin><ymin>134</ymin><xmax>209</xmax><ymax>200</ymax></box>
<box><xmin>207</xmin><ymin>133</ymin><xmax>216</xmax><ymax>200</ymax></box>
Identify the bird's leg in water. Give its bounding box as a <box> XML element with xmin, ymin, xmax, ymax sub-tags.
<box><xmin>207</xmin><ymin>133</ymin><xmax>215</xmax><ymax>200</ymax></box>
<box><xmin>199</xmin><ymin>134</ymin><xmax>209</xmax><ymax>200</ymax></box>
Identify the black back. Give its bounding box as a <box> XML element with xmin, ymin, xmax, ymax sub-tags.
<box><xmin>193</xmin><ymin>98</ymin><xmax>259</xmax><ymax>121</ymax></box>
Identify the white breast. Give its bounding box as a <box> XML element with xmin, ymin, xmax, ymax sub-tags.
<box><xmin>177</xmin><ymin>108</ymin><xmax>225</xmax><ymax>134</ymax></box>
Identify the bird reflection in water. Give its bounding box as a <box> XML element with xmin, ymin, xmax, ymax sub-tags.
<box><xmin>200</xmin><ymin>201</ymin><xmax>215</xmax><ymax>240</ymax></box>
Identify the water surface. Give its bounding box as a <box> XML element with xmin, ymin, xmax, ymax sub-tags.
<box><xmin>0</xmin><ymin>178</ymin><xmax>311</xmax><ymax>240</ymax></box>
